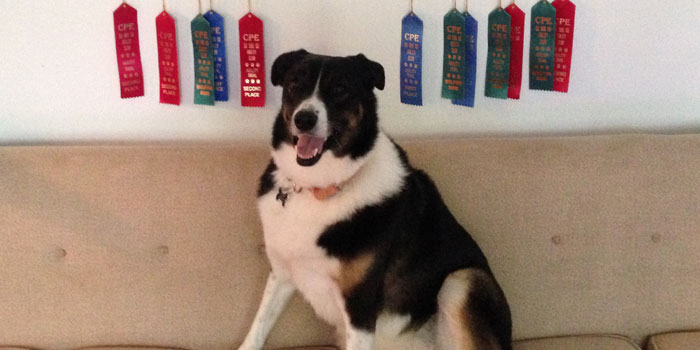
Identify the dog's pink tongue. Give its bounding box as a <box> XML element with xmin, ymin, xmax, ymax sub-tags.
<box><xmin>296</xmin><ymin>134</ymin><xmax>325</xmax><ymax>159</ymax></box>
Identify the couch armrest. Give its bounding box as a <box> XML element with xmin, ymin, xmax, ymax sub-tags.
<box><xmin>646</xmin><ymin>331</ymin><xmax>700</xmax><ymax>350</ymax></box>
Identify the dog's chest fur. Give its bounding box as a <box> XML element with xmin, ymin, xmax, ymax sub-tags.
<box><xmin>257</xmin><ymin>132</ymin><xmax>406</xmax><ymax>328</ymax></box>
<box><xmin>259</xmin><ymin>188</ymin><xmax>345</xmax><ymax>326</ymax></box>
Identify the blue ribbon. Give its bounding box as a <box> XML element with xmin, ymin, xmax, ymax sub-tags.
<box><xmin>204</xmin><ymin>10</ymin><xmax>228</xmax><ymax>101</ymax></box>
<box><xmin>453</xmin><ymin>13</ymin><xmax>478</xmax><ymax>107</ymax></box>
<box><xmin>400</xmin><ymin>13</ymin><xmax>423</xmax><ymax>106</ymax></box>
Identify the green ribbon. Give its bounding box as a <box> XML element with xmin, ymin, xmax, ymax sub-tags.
<box><xmin>441</xmin><ymin>10</ymin><xmax>466</xmax><ymax>100</ymax></box>
<box><xmin>191</xmin><ymin>14</ymin><xmax>215</xmax><ymax>105</ymax></box>
<box><xmin>529</xmin><ymin>0</ymin><xmax>557</xmax><ymax>91</ymax></box>
<box><xmin>485</xmin><ymin>8</ymin><xmax>511</xmax><ymax>99</ymax></box>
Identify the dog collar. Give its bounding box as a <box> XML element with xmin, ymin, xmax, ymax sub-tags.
<box><xmin>311</xmin><ymin>184</ymin><xmax>340</xmax><ymax>200</ymax></box>
<box><xmin>276</xmin><ymin>181</ymin><xmax>342</xmax><ymax>207</ymax></box>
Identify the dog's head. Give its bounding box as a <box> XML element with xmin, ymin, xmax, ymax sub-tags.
<box><xmin>269</xmin><ymin>50</ymin><xmax>385</xmax><ymax>187</ymax></box>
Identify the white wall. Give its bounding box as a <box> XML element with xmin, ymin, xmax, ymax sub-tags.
<box><xmin>0</xmin><ymin>0</ymin><xmax>698</xmax><ymax>144</ymax></box>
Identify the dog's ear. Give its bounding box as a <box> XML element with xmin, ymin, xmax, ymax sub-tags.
<box><xmin>271</xmin><ymin>49</ymin><xmax>309</xmax><ymax>86</ymax></box>
<box><xmin>353</xmin><ymin>54</ymin><xmax>385</xmax><ymax>91</ymax></box>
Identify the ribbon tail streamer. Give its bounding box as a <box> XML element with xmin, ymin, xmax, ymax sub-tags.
<box><xmin>552</xmin><ymin>0</ymin><xmax>576</xmax><ymax>92</ymax></box>
<box><xmin>441</xmin><ymin>10</ymin><xmax>467</xmax><ymax>100</ymax></box>
<box><xmin>529</xmin><ymin>0</ymin><xmax>557</xmax><ymax>91</ymax></box>
<box><xmin>114</xmin><ymin>3</ymin><xmax>145</xmax><ymax>99</ymax></box>
<box><xmin>485</xmin><ymin>8</ymin><xmax>511</xmax><ymax>99</ymax></box>
<box><xmin>239</xmin><ymin>13</ymin><xmax>266</xmax><ymax>107</ymax></box>
<box><xmin>156</xmin><ymin>11</ymin><xmax>181</xmax><ymax>105</ymax></box>
<box><xmin>192</xmin><ymin>14</ymin><xmax>215</xmax><ymax>105</ymax></box>
<box><xmin>400</xmin><ymin>13</ymin><xmax>424</xmax><ymax>106</ymax></box>
<box><xmin>453</xmin><ymin>12</ymin><xmax>478</xmax><ymax>107</ymax></box>
<box><xmin>506</xmin><ymin>3</ymin><xmax>525</xmax><ymax>99</ymax></box>
<box><xmin>204</xmin><ymin>10</ymin><xmax>229</xmax><ymax>101</ymax></box>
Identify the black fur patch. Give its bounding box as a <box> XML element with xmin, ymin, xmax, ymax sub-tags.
<box><xmin>257</xmin><ymin>161</ymin><xmax>277</xmax><ymax>197</ymax></box>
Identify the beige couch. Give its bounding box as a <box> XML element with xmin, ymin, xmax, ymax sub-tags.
<box><xmin>1</xmin><ymin>134</ymin><xmax>699</xmax><ymax>350</ymax></box>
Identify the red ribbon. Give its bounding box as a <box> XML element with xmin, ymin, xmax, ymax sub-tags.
<box><xmin>156</xmin><ymin>11</ymin><xmax>180</xmax><ymax>105</ymax></box>
<box><xmin>552</xmin><ymin>0</ymin><xmax>576</xmax><ymax>92</ymax></box>
<box><xmin>113</xmin><ymin>3</ymin><xmax>144</xmax><ymax>99</ymax></box>
<box><xmin>506</xmin><ymin>4</ymin><xmax>525</xmax><ymax>100</ymax></box>
<box><xmin>238</xmin><ymin>13</ymin><xmax>265</xmax><ymax>107</ymax></box>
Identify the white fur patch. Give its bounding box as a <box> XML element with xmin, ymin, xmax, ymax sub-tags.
<box><xmin>374</xmin><ymin>313</ymin><xmax>438</xmax><ymax>350</ymax></box>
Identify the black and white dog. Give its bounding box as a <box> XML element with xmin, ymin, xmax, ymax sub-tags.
<box><xmin>239</xmin><ymin>50</ymin><xmax>512</xmax><ymax>350</ymax></box>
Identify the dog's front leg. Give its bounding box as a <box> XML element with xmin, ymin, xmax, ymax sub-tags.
<box><xmin>238</xmin><ymin>272</ymin><xmax>296</xmax><ymax>350</ymax></box>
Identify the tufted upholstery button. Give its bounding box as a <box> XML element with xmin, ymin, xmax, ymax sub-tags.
<box><xmin>54</xmin><ymin>248</ymin><xmax>67</xmax><ymax>260</ymax></box>
<box><xmin>651</xmin><ymin>233</ymin><xmax>662</xmax><ymax>243</ymax></box>
<box><xmin>551</xmin><ymin>235</ymin><xmax>563</xmax><ymax>245</ymax></box>
<box><xmin>158</xmin><ymin>245</ymin><xmax>170</xmax><ymax>255</ymax></box>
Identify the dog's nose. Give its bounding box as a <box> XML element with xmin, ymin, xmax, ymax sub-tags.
<box><xmin>294</xmin><ymin>110</ymin><xmax>318</xmax><ymax>132</ymax></box>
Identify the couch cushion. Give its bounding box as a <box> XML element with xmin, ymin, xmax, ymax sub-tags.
<box><xmin>646</xmin><ymin>331</ymin><xmax>700</xmax><ymax>350</ymax></box>
<box><xmin>514</xmin><ymin>334</ymin><xmax>640</xmax><ymax>350</ymax></box>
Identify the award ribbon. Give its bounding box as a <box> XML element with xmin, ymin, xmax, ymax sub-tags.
<box><xmin>529</xmin><ymin>0</ymin><xmax>557</xmax><ymax>91</ymax></box>
<box><xmin>400</xmin><ymin>12</ymin><xmax>423</xmax><ymax>106</ymax></box>
<box><xmin>453</xmin><ymin>11</ymin><xmax>478</xmax><ymax>107</ymax></box>
<box><xmin>113</xmin><ymin>2</ymin><xmax>144</xmax><ymax>99</ymax></box>
<box><xmin>191</xmin><ymin>14</ymin><xmax>215</xmax><ymax>105</ymax></box>
<box><xmin>441</xmin><ymin>10</ymin><xmax>466</xmax><ymax>100</ymax></box>
<box><xmin>552</xmin><ymin>0</ymin><xmax>576</xmax><ymax>92</ymax></box>
<box><xmin>485</xmin><ymin>7</ymin><xmax>511</xmax><ymax>99</ymax></box>
<box><xmin>505</xmin><ymin>2</ymin><xmax>525</xmax><ymax>99</ymax></box>
<box><xmin>204</xmin><ymin>9</ymin><xmax>229</xmax><ymax>101</ymax></box>
<box><xmin>239</xmin><ymin>12</ymin><xmax>266</xmax><ymax>107</ymax></box>
<box><xmin>156</xmin><ymin>10</ymin><xmax>180</xmax><ymax>105</ymax></box>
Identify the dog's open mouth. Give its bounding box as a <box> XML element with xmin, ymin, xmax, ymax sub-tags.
<box><xmin>294</xmin><ymin>134</ymin><xmax>325</xmax><ymax>167</ymax></box>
